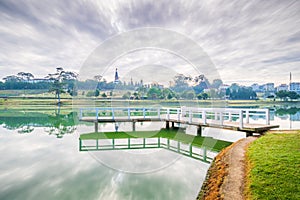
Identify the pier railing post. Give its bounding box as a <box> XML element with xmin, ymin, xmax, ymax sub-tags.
<box><xmin>246</xmin><ymin>110</ymin><xmax>249</xmax><ymax>124</ymax></box>
<box><xmin>239</xmin><ymin>110</ymin><xmax>243</xmax><ymax>128</ymax></box>
<box><xmin>177</xmin><ymin>108</ymin><xmax>180</xmax><ymax>121</ymax></box>
<box><xmin>214</xmin><ymin>112</ymin><xmax>218</xmax><ymax>120</ymax></box>
<box><xmin>266</xmin><ymin>109</ymin><xmax>270</xmax><ymax>125</ymax></box>
<box><xmin>167</xmin><ymin>108</ymin><xmax>170</xmax><ymax>120</ymax></box>
<box><xmin>127</xmin><ymin>108</ymin><xmax>131</xmax><ymax>119</ymax></box>
<box><xmin>157</xmin><ymin>108</ymin><xmax>161</xmax><ymax>119</ymax></box>
<box><xmin>96</xmin><ymin>108</ymin><xmax>99</xmax><ymax>120</ymax></box>
<box><xmin>189</xmin><ymin>109</ymin><xmax>192</xmax><ymax>123</ymax></box>
<box><xmin>79</xmin><ymin>109</ymin><xmax>83</xmax><ymax>120</ymax></box>
<box><xmin>143</xmin><ymin>108</ymin><xmax>146</xmax><ymax>119</ymax></box>
<box><xmin>112</xmin><ymin>108</ymin><xmax>115</xmax><ymax>120</ymax></box>
<box><xmin>202</xmin><ymin>111</ymin><xmax>207</xmax><ymax>125</ymax></box>
<box><xmin>228</xmin><ymin>112</ymin><xmax>232</xmax><ymax>122</ymax></box>
<box><xmin>220</xmin><ymin>112</ymin><xmax>223</xmax><ymax>125</ymax></box>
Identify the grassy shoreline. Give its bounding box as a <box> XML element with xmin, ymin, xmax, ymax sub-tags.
<box><xmin>198</xmin><ymin>131</ymin><xmax>300</xmax><ymax>200</ymax></box>
<box><xmin>245</xmin><ymin>132</ymin><xmax>300</xmax><ymax>200</ymax></box>
<box><xmin>1</xmin><ymin>96</ymin><xmax>300</xmax><ymax>107</ymax></box>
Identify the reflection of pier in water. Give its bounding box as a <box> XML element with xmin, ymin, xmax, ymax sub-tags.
<box><xmin>78</xmin><ymin>131</ymin><xmax>231</xmax><ymax>163</ymax></box>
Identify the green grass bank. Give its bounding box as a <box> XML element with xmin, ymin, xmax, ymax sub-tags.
<box><xmin>246</xmin><ymin>132</ymin><xmax>300</xmax><ymax>200</ymax></box>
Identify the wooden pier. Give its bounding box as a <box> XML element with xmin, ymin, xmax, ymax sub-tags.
<box><xmin>79</xmin><ymin>107</ymin><xmax>279</xmax><ymax>136</ymax></box>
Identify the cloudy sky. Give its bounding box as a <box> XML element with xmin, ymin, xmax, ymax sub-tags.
<box><xmin>0</xmin><ymin>0</ymin><xmax>299</xmax><ymax>86</ymax></box>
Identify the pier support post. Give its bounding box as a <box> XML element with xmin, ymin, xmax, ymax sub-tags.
<box><xmin>246</xmin><ymin>132</ymin><xmax>253</xmax><ymax>137</ymax></box>
<box><xmin>197</xmin><ymin>126</ymin><xmax>202</xmax><ymax>136</ymax></box>
<box><xmin>94</xmin><ymin>122</ymin><xmax>98</xmax><ymax>133</ymax></box>
<box><xmin>132</xmin><ymin>121</ymin><xmax>136</xmax><ymax>132</ymax></box>
<box><xmin>166</xmin><ymin>121</ymin><xmax>170</xmax><ymax>129</ymax></box>
<box><xmin>171</xmin><ymin>122</ymin><xmax>175</xmax><ymax>128</ymax></box>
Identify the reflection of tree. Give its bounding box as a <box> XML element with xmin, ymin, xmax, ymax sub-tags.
<box><xmin>0</xmin><ymin>109</ymin><xmax>77</xmax><ymax>138</ymax></box>
<box><xmin>17</xmin><ymin>125</ymin><xmax>34</xmax><ymax>134</ymax></box>
<box><xmin>276</xmin><ymin>107</ymin><xmax>300</xmax><ymax>116</ymax></box>
<box><xmin>45</xmin><ymin>125</ymin><xmax>76</xmax><ymax>138</ymax></box>
<box><xmin>44</xmin><ymin>111</ymin><xmax>77</xmax><ymax>138</ymax></box>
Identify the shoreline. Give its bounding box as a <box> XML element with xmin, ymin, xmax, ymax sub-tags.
<box><xmin>197</xmin><ymin>137</ymin><xmax>257</xmax><ymax>200</ymax></box>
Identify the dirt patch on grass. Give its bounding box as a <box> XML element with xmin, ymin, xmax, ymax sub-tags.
<box><xmin>197</xmin><ymin>137</ymin><xmax>257</xmax><ymax>200</ymax></box>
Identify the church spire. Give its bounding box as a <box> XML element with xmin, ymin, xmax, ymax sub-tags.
<box><xmin>114</xmin><ymin>68</ymin><xmax>119</xmax><ymax>83</ymax></box>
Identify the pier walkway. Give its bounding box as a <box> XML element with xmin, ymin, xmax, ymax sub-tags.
<box><xmin>79</xmin><ymin>107</ymin><xmax>279</xmax><ymax>136</ymax></box>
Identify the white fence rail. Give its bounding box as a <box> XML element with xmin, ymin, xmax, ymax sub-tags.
<box><xmin>79</xmin><ymin>107</ymin><xmax>270</xmax><ymax>128</ymax></box>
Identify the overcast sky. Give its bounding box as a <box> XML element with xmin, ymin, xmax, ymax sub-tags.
<box><xmin>0</xmin><ymin>0</ymin><xmax>299</xmax><ymax>86</ymax></box>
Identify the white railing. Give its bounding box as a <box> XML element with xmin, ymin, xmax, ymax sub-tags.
<box><xmin>79</xmin><ymin>107</ymin><xmax>270</xmax><ymax>128</ymax></box>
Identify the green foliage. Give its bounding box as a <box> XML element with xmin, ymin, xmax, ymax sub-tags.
<box><xmin>247</xmin><ymin>133</ymin><xmax>300</xmax><ymax>200</ymax></box>
<box><xmin>197</xmin><ymin>93</ymin><xmax>209</xmax><ymax>100</ymax></box>
<box><xmin>181</xmin><ymin>90</ymin><xmax>195</xmax><ymax>99</ymax></box>
<box><xmin>211</xmin><ymin>79</ymin><xmax>223</xmax><ymax>89</ymax></box>
<box><xmin>95</xmin><ymin>89</ymin><xmax>100</xmax><ymax>97</ymax></box>
<box><xmin>101</xmin><ymin>93</ymin><xmax>107</xmax><ymax>98</ymax></box>
<box><xmin>276</xmin><ymin>90</ymin><xmax>299</xmax><ymax>100</ymax></box>
<box><xmin>86</xmin><ymin>90</ymin><xmax>96</xmax><ymax>97</ymax></box>
<box><xmin>147</xmin><ymin>87</ymin><xmax>162</xmax><ymax>99</ymax></box>
<box><xmin>228</xmin><ymin>85</ymin><xmax>257</xmax><ymax>100</ymax></box>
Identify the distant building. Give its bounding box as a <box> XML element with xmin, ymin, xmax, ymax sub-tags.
<box><xmin>263</xmin><ymin>83</ymin><xmax>275</xmax><ymax>92</ymax></box>
<box><xmin>27</xmin><ymin>78</ymin><xmax>54</xmax><ymax>83</ymax></box>
<box><xmin>276</xmin><ymin>84</ymin><xmax>288</xmax><ymax>92</ymax></box>
<box><xmin>289</xmin><ymin>82</ymin><xmax>300</xmax><ymax>93</ymax></box>
<box><xmin>218</xmin><ymin>84</ymin><xmax>229</xmax><ymax>93</ymax></box>
<box><xmin>251</xmin><ymin>83</ymin><xmax>260</xmax><ymax>92</ymax></box>
<box><xmin>151</xmin><ymin>82</ymin><xmax>164</xmax><ymax>89</ymax></box>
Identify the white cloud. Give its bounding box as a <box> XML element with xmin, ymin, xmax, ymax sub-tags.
<box><xmin>0</xmin><ymin>0</ymin><xmax>299</xmax><ymax>85</ymax></box>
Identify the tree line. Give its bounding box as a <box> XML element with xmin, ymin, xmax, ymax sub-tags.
<box><xmin>4</xmin><ymin>69</ymin><xmax>299</xmax><ymax>101</ymax></box>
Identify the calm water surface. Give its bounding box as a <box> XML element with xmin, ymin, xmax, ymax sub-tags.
<box><xmin>0</xmin><ymin>105</ymin><xmax>299</xmax><ymax>200</ymax></box>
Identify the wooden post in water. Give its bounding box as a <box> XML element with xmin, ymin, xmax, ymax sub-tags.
<box><xmin>197</xmin><ymin>126</ymin><xmax>202</xmax><ymax>136</ymax></box>
<box><xmin>171</xmin><ymin>121</ymin><xmax>175</xmax><ymax>128</ymax></box>
<box><xmin>166</xmin><ymin>121</ymin><xmax>170</xmax><ymax>129</ymax></box>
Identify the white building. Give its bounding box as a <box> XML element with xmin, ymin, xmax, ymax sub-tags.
<box><xmin>289</xmin><ymin>82</ymin><xmax>300</xmax><ymax>93</ymax></box>
<box><xmin>263</xmin><ymin>83</ymin><xmax>275</xmax><ymax>92</ymax></box>
<box><xmin>251</xmin><ymin>83</ymin><xmax>260</xmax><ymax>92</ymax></box>
<box><xmin>276</xmin><ymin>84</ymin><xmax>288</xmax><ymax>92</ymax></box>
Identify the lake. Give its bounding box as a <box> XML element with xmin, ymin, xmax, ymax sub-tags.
<box><xmin>0</xmin><ymin>105</ymin><xmax>299</xmax><ymax>200</ymax></box>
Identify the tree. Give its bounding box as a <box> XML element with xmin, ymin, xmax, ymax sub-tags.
<box><xmin>181</xmin><ymin>90</ymin><xmax>195</xmax><ymax>99</ymax></box>
<box><xmin>46</xmin><ymin>67</ymin><xmax>78</xmax><ymax>104</ymax></box>
<box><xmin>17</xmin><ymin>72</ymin><xmax>34</xmax><ymax>81</ymax></box>
<box><xmin>211</xmin><ymin>79</ymin><xmax>223</xmax><ymax>89</ymax></box>
<box><xmin>171</xmin><ymin>74</ymin><xmax>190</xmax><ymax>93</ymax></box>
<box><xmin>147</xmin><ymin>87</ymin><xmax>161</xmax><ymax>99</ymax></box>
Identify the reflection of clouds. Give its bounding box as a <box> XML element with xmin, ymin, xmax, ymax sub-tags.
<box><xmin>1</xmin><ymin>126</ymin><xmax>210</xmax><ymax>199</ymax></box>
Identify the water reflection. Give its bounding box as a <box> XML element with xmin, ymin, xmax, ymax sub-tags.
<box><xmin>78</xmin><ymin>130</ymin><xmax>231</xmax><ymax>173</ymax></box>
<box><xmin>0</xmin><ymin>108</ymin><xmax>77</xmax><ymax>138</ymax></box>
<box><xmin>0</xmin><ymin>105</ymin><xmax>299</xmax><ymax>199</ymax></box>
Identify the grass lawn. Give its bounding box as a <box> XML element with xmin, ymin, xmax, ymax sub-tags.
<box><xmin>246</xmin><ymin>132</ymin><xmax>300</xmax><ymax>200</ymax></box>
